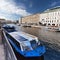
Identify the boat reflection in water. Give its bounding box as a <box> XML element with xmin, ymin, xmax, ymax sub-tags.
<box><xmin>45</xmin><ymin>26</ymin><xmax>60</xmax><ymax>32</ymax></box>
<box><xmin>3</xmin><ymin>24</ymin><xmax>46</xmax><ymax>60</ymax></box>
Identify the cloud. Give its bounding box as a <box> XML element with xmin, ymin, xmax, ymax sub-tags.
<box><xmin>50</xmin><ymin>1</ymin><xmax>60</xmax><ymax>7</ymax></box>
<box><xmin>0</xmin><ymin>0</ymin><xmax>31</xmax><ymax>19</ymax></box>
<box><xmin>0</xmin><ymin>15</ymin><xmax>6</xmax><ymax>19</ymax></box>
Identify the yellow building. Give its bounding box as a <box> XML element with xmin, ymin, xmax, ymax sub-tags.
<box><xmin>0</xmin><ymin>19</ymin><xmax>5</xmax><ymax>23</ymax></box>
<box><xmin>19</xmin><ymin>14</ymin><xmax>40</xmax><ymax>25</ymax></box>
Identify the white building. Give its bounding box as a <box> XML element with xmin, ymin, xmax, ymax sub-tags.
<box><xmin>40</xmin><ymin>6</ymin><xmax>60</xmax><ymax>27</ymax></box>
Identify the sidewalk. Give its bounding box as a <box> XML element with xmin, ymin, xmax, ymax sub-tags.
<box><xmin>0</xmin><ymin>44</ymin><xmax>5</xmax><ymax>60</ymax></box>
<box><xmin>0</xmin><ymin>29</ymin><xmax>5</xmax><ymax>60</ymax></box>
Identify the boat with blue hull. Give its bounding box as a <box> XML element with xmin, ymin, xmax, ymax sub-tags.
<box><xmin>3</xmin><ymin>24</ymin><xmax>46</xmax><ymax>60</ymax></box>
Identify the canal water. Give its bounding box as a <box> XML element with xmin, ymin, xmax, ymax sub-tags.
<box><xmin>18</xmin><ymin>26</ymin><xmax>60</xmax><ymax>60</ymax></box>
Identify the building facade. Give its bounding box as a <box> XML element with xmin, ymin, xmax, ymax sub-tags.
<box><xmin>19</xmin><ymin>6</ymin><xmax>60</xmax><ymax>27</ymax></box>
<box><xmin>20</xmin><ymin>14</ymin><xmax>40</xmax><ymax>25</ymax></box>
<box><xmin>0</xmin><ymin>19</ymin><xmax>5</xmax><ymax>23</ymax></box>
<box><xmin>40</xmin><ymin>6</ymin><xmax>60</xmax><ymax>27</ymax></box>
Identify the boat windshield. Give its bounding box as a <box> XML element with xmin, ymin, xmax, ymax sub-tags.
<box><xmin>22</xmin><ymin>40</ymin><xmax>40</xmax><ymax>51</ymax></box>
<box><xmin>30</xmin><ymin>40</ymin><xmax>40</xmax><ymax>49</ymax></box>
<box><xmin>22</xmin><ymin>45</ymin><xmax>32</xmax><ymax>51</ymax></box>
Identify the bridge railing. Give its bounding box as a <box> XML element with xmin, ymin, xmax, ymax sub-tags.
<box><xmin>3</xmin><ymin>30</ymin><xmax>17</xmax><ymax>60</ymax></box>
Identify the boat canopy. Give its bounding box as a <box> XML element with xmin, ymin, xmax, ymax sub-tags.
<box><xmin>9</xmin><ymin>32</ymin><xmax>38</xmax><ymax>42</ymax></box>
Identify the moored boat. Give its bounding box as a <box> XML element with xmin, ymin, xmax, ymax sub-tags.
<box><xmin>3</xmin><ymin>24</ymin><xmax>46</xmax><ymax>60</ymax></box>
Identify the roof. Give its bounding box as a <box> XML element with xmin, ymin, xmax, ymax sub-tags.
<box><xmin>42</xmin><ymin>6</ymin><xmax>60</xmax><ymax>14</ymax></box>
<box><xmin>9</xmin><ymin>31</ymin><xmax>38</xmax><ymax>43</ymax></box>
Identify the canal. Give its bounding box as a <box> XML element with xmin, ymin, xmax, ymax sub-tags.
<box><xmin>18</xmin><ymin>26</ymin><xmax>60</xmax><ymax>60</ymax></box>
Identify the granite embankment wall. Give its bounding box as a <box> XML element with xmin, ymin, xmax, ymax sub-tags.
<box><xmin>0</xmin><ymin>29</ymin><xmax>3</xmax><ymax>44</ymax></box>
<box><xmin>0</xmin><ymin>28</ymin><xmax>5</xmax><ymax>60</ymax></box>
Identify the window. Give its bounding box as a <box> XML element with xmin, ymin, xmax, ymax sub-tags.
<box><xmin>6</xmin><ymin>33</ymin><xmax>21</xmax><ymax>50</ymax></box>
<box><xmin>52</xmin><ymin>24</ymin><xmax>55</xmax><ymax>26</ymax></box>
<box><xmin>57</xmin><ymin>24</ymin><xmax>58</xmax><ymax>26</ymax></box>
<box><xmin>42</xmin><ymin>19</ymin><xmax>44</xmax><ymax>21</ymax></box>
<box><xmin>22</xmin><ymin>45</ymin><xmax>31</xmax><ymax>51</ymax></box>
<box><xmin>57</xmin><ymin>20</ymin><xmax>59</xmax><ymax>22</ymax></box>
<box><xmin>58</xmin><ymin>12</ymin><xmax>59</xmax><ymax>15</ymax></box>
<box><xmin>48</xmin><ymin>24</ymin><xmax>50</xmax><ymax>25</ymax></box>
<box><xmin>44</xmin><ymin>24</ymin><xmax>46</xmax><ymax>26</ymax></box>
<box><xmin>48</xmin><ymin>21</ymin><xmax>49</xmax><ymax>22</ymax></box>
<box><xmin>52</xmin><ymin>20</ymin><xmax>53</xmax><ymax>22</ymax></box>
<box><xmin>30</xmin><ymin>40</ymin><xmax>38</xmax><ymax>49</ymax></box>
<box><xmin>59</xmin><ymin>24</ymin><xmax>60</xmax><ymax>26</ymax></box>
<box><xmin>55</xmin><ymin>17</ymin><xmax>56</xmax><ymax>19</ymax></box>
<box><xmin>50</xmin><ymin>21</ymin><xmax>51</xmax><ymax>23</ymax></box>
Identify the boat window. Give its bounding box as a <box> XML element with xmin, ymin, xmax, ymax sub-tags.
<box><xmin>30</xmin><ymin>40</ymin><xmax>38</xmax><ymax>49</ymax></box>
<box><xmin>3</xmin><ymin>25</ymin><xmax>16</xmax><ymax>32</ymax></box>
<box><xmin>7</xmin><ymin>33</ymin><xmax>21</xmax><ymax>50</ymax></box>
<box><xmin>30</xmin><ymin>40</ymin><xmax>40</xmax><ymax>49</ymax></box>
<box><xmin>21</xmin><ymin>40</ymin><xmax>40</xmax><ymax>51</ymax></box>
<box><xmin>7</xmin><ymin>28</ymin><xmax>16</xmax><ymax>32</ymax></box>
<box><xmin>21</xmin><ymin>41</ymin><xmax>33</xmax><ymax>51</ymax></box>
<box><xmin>17</xmin><ymin>36</ymin><xmax>28</xmax><ymax>41</ymax></box>
<box><xmin>22</xmin><ymin>45</ymin><xmax>32</xmax><ymax>51</ymax></box>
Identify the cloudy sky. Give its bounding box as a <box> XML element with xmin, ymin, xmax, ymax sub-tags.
<box><xmin>0</xmin><ymin>0</ymin><xmax>60</xmax><ymax>20</ymax></box>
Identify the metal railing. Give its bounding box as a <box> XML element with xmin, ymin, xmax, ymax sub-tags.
<box><xmin>3</xmin><ymin>30</ymin><xmax>17</xmax><ymax>60</ymax></box>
